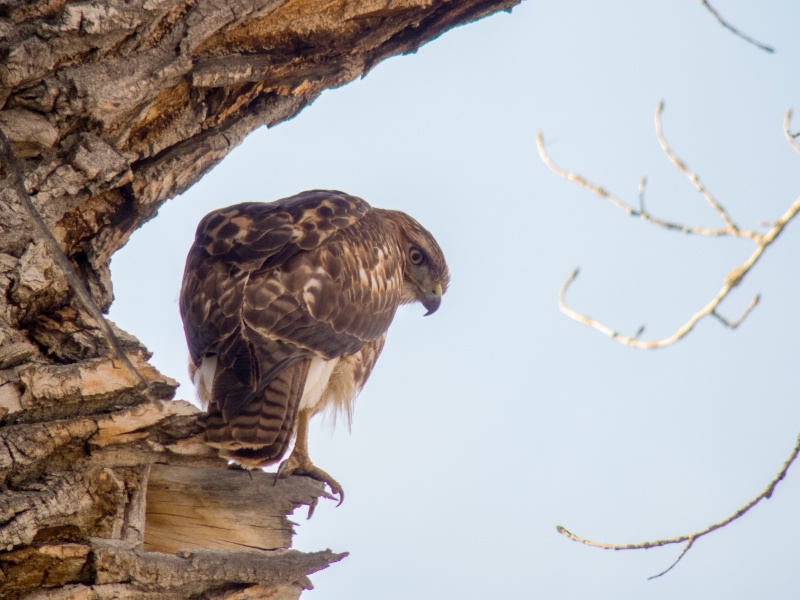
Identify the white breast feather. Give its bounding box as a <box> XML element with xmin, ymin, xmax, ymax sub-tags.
<box><xmin>299</xmin><ymin>356</ymin><xmax>338</xmax><ymax>414</ymax></box>
<box><xmin>192</xmin><ymin>355</ymin><xmax>217</xmax><ymax>409</ymax></box>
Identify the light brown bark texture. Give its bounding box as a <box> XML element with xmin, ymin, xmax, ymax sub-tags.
<box><xmin>0</xmin><ymin>0</ymin><xmax>520</xmax><ymax>597</ymax></box>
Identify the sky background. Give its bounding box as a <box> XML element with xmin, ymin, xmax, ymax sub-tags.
<box><xmin>109</xmin><ymin>2</ymin><xmax>800</xmax><ymax>598</ymax></box>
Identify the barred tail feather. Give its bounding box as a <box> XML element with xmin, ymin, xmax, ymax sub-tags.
<box><xmin>205</xmin><ymin>359</ymin><xmax>311</xmax><ymax>467</ymax></box>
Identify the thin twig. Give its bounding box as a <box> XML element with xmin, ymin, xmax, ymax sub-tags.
<box><xmin>0</xmin><ymin>131</ymin><xmax>153</xmax><ymax>394</ymax></box>
<box><xmin>557</xmin><ymin>432</ymin><xmax>800</xmax><ymax>578</ymax></box>
<box><xmin>784</xmin><ymin>109</ymin><xmax>800</xmax><ymax>154</ymax></box>
<box><xmin>648</xmin><ymin>538</ymin><xmax>695</xmax><ymax>580</ymax></box>
<box><xmin>700</xmin><ymin>0</ymin><xmax>775</xmax><ymax>54</ymax></box>
<box><xmin>535</xmin><ymin>131</ymin><xmax>757</xmax><ymax>241</ymax></box>
<box><xmin>711</xmin><ymin>295</ymin><xmax>760</xmax><ymax>329</ymax></box>
<box><xmin>538</xmin><ymin>105</ymin><xmax>800</xmax><ymax>349</ymax></box>
<box><xmin>654</xmin><ymin>101</ymin><xmax>739</xmax><ymax>233</ymax></box>
<box><xmin>637</xmin><ymin>177</ymin><xmax>646</xmax><ymax>214</ymax></box>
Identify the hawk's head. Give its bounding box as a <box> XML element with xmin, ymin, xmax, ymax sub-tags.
<box><xmin>383</xmin><ymin>210</ymin><xmax>450</xmax><ymax>316</ymax></box>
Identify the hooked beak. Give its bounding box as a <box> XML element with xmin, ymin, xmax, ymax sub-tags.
<box><xmin>421</xmin><ymin>283</ymin><xmax>443</xmax><ymax>316</ymax></box>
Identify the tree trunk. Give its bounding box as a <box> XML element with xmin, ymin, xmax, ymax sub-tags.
<box><xmin>0</xmin><ymin>0</ymin><xmax>520</xmax><ymax>596</ymax></box>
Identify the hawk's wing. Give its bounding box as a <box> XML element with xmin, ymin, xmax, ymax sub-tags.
<box><xmin>180</xmin><ymin>190</ymin><xmax>404</xmax><ymax>457</ymax></box>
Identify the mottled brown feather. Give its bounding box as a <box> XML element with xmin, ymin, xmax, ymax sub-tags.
<box><xmin>180</xmin><ymin>190</ymin><xmax>449</xmax><ymax>467</ymax></box>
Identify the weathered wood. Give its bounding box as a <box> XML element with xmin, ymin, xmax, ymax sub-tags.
<box><xmin>0</xmin><ymin>543</ymin><xmax>91</xmax><ymax>593</ymax></box>
<box><xmin>91</xmin><ymin>538</ymin><xmax>346</xmax><ymax>588</ymax></box>
<box><xmin>144</xmin><ymin>464</ymin><xmax>326</xmax><ymax>553</ymax></box>
<box><xmin>91</xmin><ymin>538</ymin><xmax>346</xmax><ymax>599</ymax></box>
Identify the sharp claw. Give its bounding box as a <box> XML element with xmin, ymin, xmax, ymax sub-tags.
<box><xmin>307</xmin><ymin>496</ymin><xmax>319</xmax><ymax>520</ymax></box>
<box><xmin>273</xmin><ymin>458</ymin><xmax>289</xmax><ymax>487</ymax></box>
<box><xmin>272</xmin><ymin>452</ymin><xmax>344</xmax><ymax>507</ymax></box>
<box><xmin>318</xmin><ymin>483</ymin><xmax>343</xmax><ymax>506</ymax></box>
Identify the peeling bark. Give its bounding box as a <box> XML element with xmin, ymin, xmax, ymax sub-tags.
<box><xmin>0</xmin><ymin>0</ymin><xmax>520</xmax><ymax>596</ymax></box>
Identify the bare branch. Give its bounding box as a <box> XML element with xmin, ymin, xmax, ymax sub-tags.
<box><xmin>535</xmin><ymin>130</ymin><xmax>756</xmax><ymax>241</ymax></box>
<box><xmin>557</xmin><ymin>432</ymin><xmax>800</xmax><ymax>578</ymax></box>
<box><xmin>555</xmin><ymin>228</ymin><xmax>784</xmax><ymax>350</ymax></box>
<box><xmin>700</xmin><ymin>0</ymin><xmax>775</xmax><ymax>54</ymax></box>
<box><xmin>784</xmin><ymin>109</ymin><xmax>800</xmax><ymax>154</ymax></box>
<box><xmin>538</xmin><ymin>106</ymin><xmax>800</xmax><ymax>349</ymax></box>
<box><xmin>557</xmin><ymin>269</ymin><xmax>646</xmax><ymax>344</ymax></box>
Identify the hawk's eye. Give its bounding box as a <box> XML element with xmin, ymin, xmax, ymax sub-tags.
<box><xmin>408</xmin><ymin>247</ymin><xmax>424</xmax><ymax>265</ymax></box>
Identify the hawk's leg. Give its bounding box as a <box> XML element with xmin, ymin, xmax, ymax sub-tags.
<box><xmin>276</xmin><ymin>408</ymin><xmax>344</xmax><ymax>505</ymax></box>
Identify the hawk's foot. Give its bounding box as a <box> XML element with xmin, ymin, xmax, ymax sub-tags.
<box><xmin>275</xmin><ymin>450</ymin><xmax>344</xmax><ymax>510</ymax></box>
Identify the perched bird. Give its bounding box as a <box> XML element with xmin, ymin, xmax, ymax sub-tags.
<box><xmin>180</xmin><ymin>190</ymin><xmax>449</xmax><ymax>501</ymax></box>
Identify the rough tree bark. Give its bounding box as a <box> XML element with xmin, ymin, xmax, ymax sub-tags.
<box><xmin>0</xmin><ymin>0</ymin><xmax>521</xmax><ymax>597</ymax></box>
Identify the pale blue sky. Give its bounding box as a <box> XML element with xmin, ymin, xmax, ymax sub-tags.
<box><xmin>110</xmin><ymin>2</ymin><xmax>800</xmax><ymax>598</ymax></box>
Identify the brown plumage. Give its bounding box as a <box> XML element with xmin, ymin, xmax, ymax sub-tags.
<box><xmin>179</xmin><ymin>190</ymin><xmax>449</xmax><ymax>499</ymax></box>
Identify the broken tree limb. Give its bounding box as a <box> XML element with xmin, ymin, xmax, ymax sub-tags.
<box><xmin>144</xmin><ymin>464</ymin><xmax>329</xmax><ymax>553</ymax></box>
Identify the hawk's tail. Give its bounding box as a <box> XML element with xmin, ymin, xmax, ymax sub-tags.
<box><xmin>205</xmin><ymin>358</ymin><xmax>311</xmax><ymax>467</ymax></box>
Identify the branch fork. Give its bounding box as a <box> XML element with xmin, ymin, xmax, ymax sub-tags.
<box><xmin>537</xmin><ymin>103</ymin><xmax>800</xmax><ymax>350</ymax></box>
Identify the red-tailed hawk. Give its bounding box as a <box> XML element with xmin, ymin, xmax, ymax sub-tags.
<box><xmin>180</xmin><ymin>190</ymin><xmax>449</xmax><ymax>501</ymax></box>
